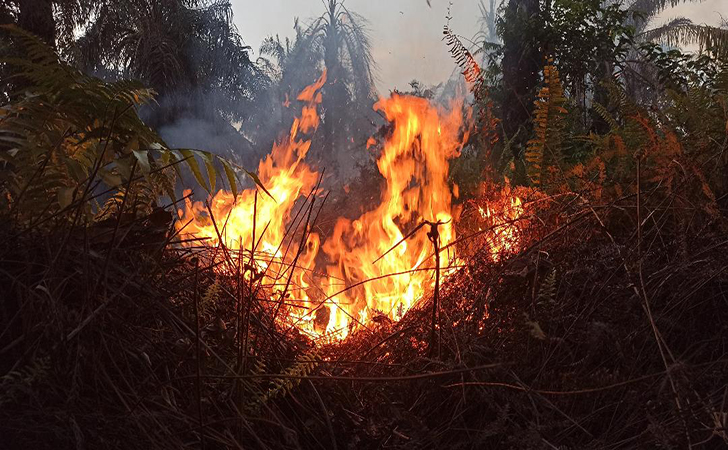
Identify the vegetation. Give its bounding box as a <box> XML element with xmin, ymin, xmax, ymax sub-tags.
<box><xmin>2</xmin><ymin>0</ymin><xmax>728</xmax><ymax>448</ymax></box>
<box><xmin>3</xmin><ymin>25</ymin><xmax>251</xmax><ymax>220</ymax></box>
<box><xmin>259</xmin><ymin>0</ymin><xmax>377</xmax><ymax>176</ymax></box>
<box><xmin>76</xmin><ymin>1</ymin><xmax>266</xmax><ymax>126</ymax></box>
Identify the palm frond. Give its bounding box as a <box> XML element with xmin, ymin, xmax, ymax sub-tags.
<box><xmin>641</xmin><ymin>19</ymin><xmax>728</xmax><ymax>57</ymax></box>
<box><xmin>627</xmin><ymin>0</ymin><xmax>703</xmax><ymax>18</ymax></box>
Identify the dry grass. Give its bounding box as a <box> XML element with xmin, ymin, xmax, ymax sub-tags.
<box><xmin>1</xmin><ymin>179</ymin><xmax>727</xmax><ymax>449</ymax></box>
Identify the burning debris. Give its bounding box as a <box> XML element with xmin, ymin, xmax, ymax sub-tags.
<box><xmin>175</xmin><ymin>73</ymin><xmax>526</xmax><ymax>342</ymax></box>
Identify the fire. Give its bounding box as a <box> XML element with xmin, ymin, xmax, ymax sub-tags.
<box><xmin>177</xmin><ymin>71</ymin><xmax>325</xmax><ymax>273</ymax></box>
<box><xmin>476</xmin><ymin>183</ymin><xmax>525</xmax><ymax>259</ymax></box>
<box><xmin>320</xmin><ymin>95</ymin><xmax>466</xmax><ymax>337</ymax></box>
<box><xmin>177</xmin><ymin>73</ymin><xmax>524</xmax><ymax>342</ymax></box>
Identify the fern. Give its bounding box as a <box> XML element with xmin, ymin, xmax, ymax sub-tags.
<box><xmin>260</xmin><ymin>350</ymin><xmax>318</xmax><ymax>404</ymax></box>
<box><xmin>443</xmin><ymin>22</ymin><xmax>485</xmax><ymax>93</ymax></box>
<box><xmin>0</xmin><ymin>25</ymin><xmax>247</xmax><ymax>229</ymax></box>
<box><xmin>238</xmin><ymin>358</ymin><xmax>271</xmax><ymax>413</ymax></box>
<box><xmin>443</xmin><ymin>18</ymin><xmax>501</xmax><ymax>158</ymax></box>
<box><xmin>526</xmin><ymin>61</ymin><xmax>567</xmax><ymax>187</ymax></box>
<box><xmin>200</xmin><ymin>278</ymin><xmax>221</xmax><ymax>318</ymax></box>
<box><xmin>538</xmin><ymin>269</ymin><xmax>557</xmax><ymax>305</ymax></box>
<box><xmin>0</xmin><ymin>356</ymin><xmax>50</xmax><ymax>406</ymax></box>
<box><xmin>242</xmin><ymin>350</ymin><xmax>319</xmax><ymax>413</ymax></box>
<box><xmin>592</xmin><ymin>102</ymin><xmax>620</xmax><ymax>132</ymax></box>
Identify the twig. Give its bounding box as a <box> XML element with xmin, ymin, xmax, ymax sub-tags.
<box><xmin>193</xmin><ymin>257</ymin><xmax>206</xmax><ymax>450</ymax></box>
<box><xmin>308</xmin><ymin>379</ymin><xmax>337</xmax><ymax>450</ymax></box>
<box><xmin>171</xmin><ymin>362</ymin><xmax>507</xmax><ymax>383</ymax></box>
<box><xmin>443</xmin><ymin>371</ymin><xmax>666</xmax><ymax>395</ymax></box>
<box><xmin>427</xmin><ymin>221</ymin><xmax>442</xmax><ymax>357</ymax></box>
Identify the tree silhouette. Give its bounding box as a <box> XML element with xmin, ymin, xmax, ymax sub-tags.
<box><xmin>261</xmin><ymin>1</ymin><xmax>377</xmax><ymax>174</ymax></box>
<box><xmin>72</xmin><ymin>0</ymin><xmax>267</xmax><ymax>127</ymax></box>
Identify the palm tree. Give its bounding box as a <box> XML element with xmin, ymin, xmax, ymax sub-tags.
<box><xmin>249</xmin><ymin>27</ymin><xmax>311</xmax><ymax>144</ymax></box>
<box><xmin>310</xmin><ymin>0</ymin><xmax>376</xmax><ymax>110</ymax></box>
<box><xmin>7</xmin><ymin>0</ymin><xmax>268</xmax><ymax>128</ymax></box>
<box><xmin>72</xmin><ymin>0</ymin><xmax>267</xmax><ymax>128</ymax></box>
<box><xmin>625</xmin><ymin>0</ymin><xmax>728</xmax><ymax>56</ymax></box>
<box><xmin>262</xmin><ymin>1</ymin><xmax>377</xmax><ymax>174</ymax></box>
<box><xmin>477</xmin><ymin>0</ymin><xmax>502</xmax><ymax>46</ymax></box>
<box><xmin>611</xmin><ymin>0</ymin><xmax>728</xmax><ymax>104</ymax></box>
<box><xmin>11</xmin><ymin>0</ymin><xmax>100</xmax><ymax>48</ymax></box>
<box><xmin>17</xmin><ymin>0</ymin><xmax>55</xmax><ymax>46</ymax></box>
<box><xmin>310</xmin><ymin>0</ymin><xmax>377</xmax><ymax>170</ymax></box>
<box><xmin>259</xmin><ymin>21</ymin><xmax>325</xmax><ymax>96</ymax></box>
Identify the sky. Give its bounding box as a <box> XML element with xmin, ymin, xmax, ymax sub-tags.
<box><xmin>231</xmin><ymin>0</ymin><xmax>728</xmax><ymax>94</ymax></box>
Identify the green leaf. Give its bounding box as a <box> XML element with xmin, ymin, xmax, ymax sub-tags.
<box><xmin>163</xmin><ymin>150</ymin><xmax>184</xmax><ymax>182</ymax></box>
<box><xmin>98</xmin><ymin>168</ymin><xmax>122</xmax><ymax>187</ymax></box>
<box><xmin>57</xmin><ymin>187</ymin><xmax>74</xmax><ymax>210</ymax></box>
<box><xmin>124</xmin><ymin>137</ymin><xmax>139</xmax><ymax>154</ymax></box>
<box><xmin>157</xmin><ymin>170</ymin><xmax>177</xmax><ymax>204</ymax></box>
<box><xmin>115</xmin><ymin>158</ymin><xmax>132</xmax><ymax>180</ymax></box>
<box><xmin>199</xmin><ymin>151</ymin><xmax>216</xmax><ymax>193</ymax></box>
<box><xmin>221</xmin><ymin>159</ymin><xmax>238</xmax><ymax>198</ymax></box>
<box><xmin>244</xmin><ymin>168</ymin><xmax>274</xmax><ymax>201</ymax></box>
<box><xmin>524</xmin><ymin>313</ymin><xmax>547</xmax><ymax>340</ymax></box>
<box><xmin>65</xmin><ymin>158</ymin><xmax>87</xmax><ymax>183</ymax></box>
<box><xmin>132</xmin><ymin>150</ymin><xmax>151</xmax><ymax>173</ymax></box>
<box><xmin>180</xmin><ymin>149</ymin><xmax>210</xmax><ymax>193</ymax></box>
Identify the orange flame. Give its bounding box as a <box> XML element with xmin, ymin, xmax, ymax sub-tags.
<box><xmin>366</xmin><ymin>137</ymin><xmax>377</xmax><ymax>150</ymax></box>
<box><xmin>319</xmin><ymin>95</ymin><xmax>466</xmax><ymax>337</ymax></box>
<box><xmin>177</xmin><ymin>70</ymin><xmax>326</xmax><ymax>272</ymax></box>
<box><xmin>177</xmin><ymin>73</ymin><xmax>524</xmax><ymax>342</ymax></box>
<box><xmin>478</xmin><ymin>195</ymin><xmax>524</xmax><ymax>259</ymax></box>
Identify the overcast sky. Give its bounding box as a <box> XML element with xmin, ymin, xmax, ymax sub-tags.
<box><xmin>231</xmin><ymin>0</ymin><xmax>728</xmax><ymax>94</ymax></box>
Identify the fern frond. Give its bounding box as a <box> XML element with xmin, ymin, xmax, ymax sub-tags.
<box><xmin>443</xmin><ymin>19</ymin><xmax>501</xmax><ymax>151</ymax></box>
<box><xmin>538</xmin><ymin>269</ymin><xmax>557</xmax><ymax>305</ymax></box>
<box><xmin>242</xmin><ymin>350</ymin><xmax>319</xmax><ymax>413</ymax></box>
<box><xmin>526</xmin><ymin>62</ymin><xmax>567</xmax><ymax>187</ymax></box>
<box><xmin>200</xmin><ymin>278</ymin><xmax>221</xmax><ymax>318</ymax></box>
<box><xmin>443</xmin><ymin>23</ymin><xmax>485</xmax><ymax>93</ymax></box>
<box><xmin>1</xmin><ymin>25</ymin><xmax>249</xmax><ymax>230</ymax></box>
<box><xmin>0</xmin><ymin>356</ymin><xmax>50</xmax><ymax>406</ymax></box>
<box><xmin>593</xmin><ymin>102</ymin><xmax>620</xmax><ymax>132</ymax></box>
<box><xmin>260</xmin><ymin>350</ymin><xmax>318</xmax><ymax>404</ymax></box>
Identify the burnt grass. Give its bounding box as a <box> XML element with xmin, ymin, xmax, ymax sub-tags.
<box><xmin>1</xmin><ymin>193</ymin><xmax>727</xmax><ymax>449</ymax></box>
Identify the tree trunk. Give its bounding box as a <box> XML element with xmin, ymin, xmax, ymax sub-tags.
<box><xmin>18</xmin><ymin>0</ymin><xmax>56</xmax><ymax>47</ymax></box>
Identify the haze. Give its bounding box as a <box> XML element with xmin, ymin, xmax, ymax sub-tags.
<box><xmin>232</xmin><ymin>0</ymin><xmax>728</xmax><ymax>94</ymax></box>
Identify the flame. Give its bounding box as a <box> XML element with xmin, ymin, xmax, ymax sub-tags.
<box><xmin>472</xmin><ymin>182</ymin><xmax>526</xmax><ymax>260</ymax></box>
<box><xmin>319</xmin><ymin>95</ymin><xmax>466</xmax><ymax>337</ymax></box>
<box><xmin>478</xmin><ymin>200</ymin><xmax>524</xmax><ymax>258</ymax></box>
<box><xmin>177</xmin><ymin>70</ymin><xmax>325</xmax><ymax>276</ymax></box>
<box><xmin>177</xmin><ymin>73</ymin><xmax>524</xmax><ymax>342</ymax></box>
<box><xmin>366</xmin><ymin>137</ymin><xmax>377</xmax><ymax>150</ymax></box>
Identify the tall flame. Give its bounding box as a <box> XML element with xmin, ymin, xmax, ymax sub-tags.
<box><xmin>177</xmin><ymin>71</ymin><xmax>326</xmax><ymax>274</ymax></box>
<box><xmin>177</xmin><ymin>73</ymin><xmax>521</xmax><ymax>342</ymax></box>
<box><xmin>319</xmin><ymin>95</ymin><xmax>466</xmax><ymax>337</ymax></box>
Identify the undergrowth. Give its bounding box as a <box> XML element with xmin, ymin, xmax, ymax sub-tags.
<box><xmin>1</xmin><ymin>18</ymin><xmax>728</xmax><ymax>450</ymax></box>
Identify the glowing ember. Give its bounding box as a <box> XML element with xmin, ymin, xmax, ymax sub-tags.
<box><xmin>176</xmin><ymin>73</ymin><xmax>523</xmax><ymax>342</ymax></box>
<box><xmin>476</xmin><ymin>183</ymin><xmax>525</xmax><ymax>260</ymax></box>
